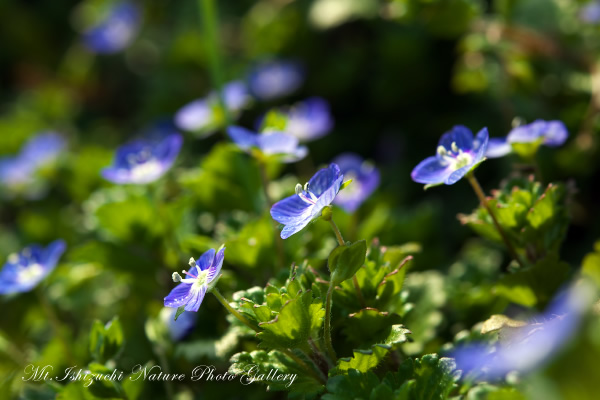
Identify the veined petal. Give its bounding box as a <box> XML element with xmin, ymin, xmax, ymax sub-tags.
<box><xmin>280</xmin><ymin>213</ymin><xmax>315</xmax><ymax>239</ymax></box>
<box><xmin>227</xmin><ymin>126</ymin><xmax>258</xmax><ymax>150</ymax></box>
<box><xmin>314</xmin><ymin>175</ymin><xmax>344</xmax><ymax>213</ymax></box>
<box><xmin>164</xmin><ymin>283</ymin><xmax>194</xmax><ymax>308</ymax></box>
<box><xmin>439</xmin><ymin>125</ymin><xmax>474</xmax><ymax>151</ymax></box>
<box><xmin>196</xmin><ymin>248</ymin><xmax>216</xmax><ymax>271</ymax></box>
<box><xmin>445</xmin><ymin>163</ymin><xmax>472</xmax><ymax>185</ymax></box>
<box><xmin>270</xmin><ymin>195</ymin><xmax>312</xmax><ymax>225</ymax></box>
<box><xmin>411</xmin><ymin>156</ymin><xmax>453</xmax><ymax>185</ymax></box>
<box><xmin>184</xmin><ymin>285</ymin><xmax>207</xmax><ymax>312</ymax></box>
<box><xmin>207</xmin><ymin>247</ymin><xmax>225</xmax><ymax>283</ymax></box>
<box><xmin>486</xmin><ymin>137</ymin><xmax>511</xmax><ymax>158</ymax></box>
<box><xmin>308</xmin><ymin>163</ymin><xmax>342</xmax><ymax>197</ymax></box>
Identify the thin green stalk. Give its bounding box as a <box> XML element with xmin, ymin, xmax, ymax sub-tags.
<box><xmin>36</xmin><ymin>288</ymin><xmax>76</xmax><ymax>365</ymax></box>
<box><xmin>466</xmin><ymin>173</ymin><xmax>525</xmax><ymax>268</ymax></box>
<box><xmin>324</xmin><ymin>283</ymin><xmax>337</xmax><ymax>364</ymax></box>
<box><xmin>154</xmin><ymin>346</ymin><xmax>174</xmax><ymax>400</ymax></box>
<box><xmin>328</xmin><ymin>219</ymin><xmax>366</xmax><ymax>307</ymax></box>
<box><xmin>198</xmin><ymin>0</ymin><xmax>230</xmax><ymax>126</ymax></box>
<box><xmin>212</xmin><ymin>288</ymin><xmax>260</xmax><ymax>333</ymax></box>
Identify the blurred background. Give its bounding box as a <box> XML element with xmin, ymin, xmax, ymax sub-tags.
<box><xmin>1</xmin><ymin>0</ymin><xmax>600</xmax><ymax>399</ymax></box>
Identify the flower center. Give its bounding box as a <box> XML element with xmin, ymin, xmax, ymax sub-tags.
<box><xmin>18</xmin><ymin>263</ymin><xmax>44</xmax><ymax>283</ymax></box>
<box><xmin>437</xmin><ymin>141</ymin><xmax>473</xmax><ymax>170</ymax></box>
<box><xmin>295</xmin><ymin>182</ymin><xmax>318</xmax><ymax>205</ymax></box>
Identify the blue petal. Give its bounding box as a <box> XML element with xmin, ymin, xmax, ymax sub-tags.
<box><xmin>333</xmin><ymin>153</ymin><xmax>380</xmax><ymax>213</ymax></box>
<box><xmin>40</xmin><ymin>240</ymin><xmax>67</xmax><ymax>274</ymax></box>
<box><xmin>486</xmin><ymin>137</ymin><xmax>511</xmax><ymax>158</ymax></box>
<box><xmin>20</xmin><ymin>132</ymin><xmax>66</xmax><ymax>167</ymax></box>
<box><xmin>167</xmin><ymin>308</ymin><xmax>197</xmax><ymax>341</ymax></box>
<box><xmin>207</xmin><ymin>247</ymin><xmax>225</xmax><ymax>283</ymax></box>
<box><xmin>248</xmin><ymin>60</ymin><xmax>304</xmax><ymax>101</ymax></box>
<box><xmin>285</xmin><ymin>97</ymin><xmax>334</xmax><ymax>142</ymax></box>
<box><xmin>542</xmin><ymin>120</ymin><xmax>568</xmax><ymax>147</ymax></box>
<box><xmin>164</xmin><ymin>283</ymin><xmax>194</xmax><ymax>308</ymax></box>
<box><xmin>257</xmin><ymin>132</ymin><xmax>300</xmax><ymax>155</ymax></box>
<box><xmin>223</xmin><ymin>81</ymin><xmax>250</xmax><ymax>111</ymax></box>
<box><xmin>507</xmin><ymin>121</ymin><xmax>545</xmax><ymax>144</ymax></box>
<box><xmin>196</xmin><ymin>248</ymin><xmax>216</xmax><ymax>272</ymax></box>
<box><xmin>153</xmin><ymin>133</ymin><xmax>183</xmax><ymax>169</ymax></box>
<box><xmin>184</xmin><ymin>285</ymin><xmax>207</xmax><ymax>312</ymax></box>
<box><xmin>82</xmin><ymin>2</ymin><xmax>141</xmax><ymax>54</ymax></box>
<box><xmin>280</xmin><ymin>212</ymin><xmax>315</xmax><ymax>239</ymax></box>
<box><xmin>314</xmin><ymin>175</ymin><xmax>343</xmax><ymax>211</ymax></box>
<box><xmin>270</xmin><ymin>195</ymin><xmax>312</xmax><ymax>225</ymax></box>
<box><xmin>308</xmin><ymin>164</ymin><xmax>342</xmax><ymax>197</ymax></box>
<box><xmin>411</xmin><ymin>156</ymin><xmax>453</xmax><ymax>185</ymax></box>
<box><xmin>438</xmin><ymin>125</ymin><xmax>474</xmax><ymax>151</ymax></box>
<box><xmin>445</xmin><ymin>164</ymin><xmax>472</xmax><ymax>185</ymax></box>
<box><xmin>227</xmin><ymin>126</ymin><xmax>258</xmax><ymax>150</ymax></box>
<box><xmin>175</xmin><ymin>99</ymin><xmax>213</xmax><ymax>132</ymax></box>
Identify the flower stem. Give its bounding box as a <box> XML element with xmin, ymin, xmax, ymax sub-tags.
<box><xmin>198</xmin><ymin>0</ymin><xmax>230</xmax><ymax>126</ymax></box>
<box><xmin>466</xmin><ymin>173</ymin><xmax>525</xmax><ymax>268</ymax></box>
<box><xmin>328</xmin><ymin>219</ymin><xmax>366</xmax><ymax>307</ymax></box>
<box><xmin>212</xmin><ymin>288</ymin><xmax>260</xmax><ymax>333</ymax></box>
<box><xmin>280</xmin><ymin>348</ymin><xmax>327</xmax><ymax>385</ymax></box>
<box><xmin>324</xmin><ymin>282</ymin><xmax>337</xmax><ymax>364</ymax></box>
<box><xmin>36</xmin><ymin>288</ymin><xmax>76</xmax><ymax>365</ymax></box>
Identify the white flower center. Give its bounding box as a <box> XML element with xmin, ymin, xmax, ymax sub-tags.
<box><xmin>437</xmin><ymin>141</ymin><xmax>473</xmax><ymax>170</ymax></box>
<box><xmin>295</xmin><ymin>182</ymin><xmax>318</xmax><ymax>205</ymax></box>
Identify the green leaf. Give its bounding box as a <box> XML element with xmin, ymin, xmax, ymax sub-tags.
<box><xmin>329</xmin><ymin>240</ymin><xmax>367</xmax><ymax>285</ymax></box>
<box><xmin>394</xmin><ymin>354</ymin><xmax>461</xmax><ymax>400</ymax></box>
<box><xmin>323</xmin><ymin>369</ymin><xmax>382</xmax><ymax>400</ymax></box>
<box><xmin>582</xmin><ymin>241</ymin><xmax>600</xmax><ymax>288</ymax></box>
<box><xmin>495</xmin><ymin>253</ymin><xmax>570</xmax><ymax>307</ymax></box>
<box><xmin>229</xmin><ymin>350</ymin><xmax>325</xmax><ymax>396</ymax></box>
<box><xmin>335</xmin><ymin>346</ymin><xmax>389</xmax><ymax>373</ymax></box>
<box><xmin>89</xmin><ymin>317</ymin><xmax>124</xmax><ymax>363</ymax></box>
<box><xmin>174</xmin><ymin>307</ymin><xmax>186</xmax><ymax>321</ymax></box>
<box><xmin>258</xmin><ymin>293</ymin><xmax>324</xmax><ymax>352</ymax></box>
<box><xmin>344</xmin><ymin>308</ymin><xmax>403</xmax><ymax>345</ymax></box>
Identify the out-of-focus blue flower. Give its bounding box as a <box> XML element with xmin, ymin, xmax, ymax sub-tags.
<box><xmin>486</xmin><ymin>120</ymin><xmax>568</xmax><ymax>159</ymax></box>
<box><xmin>411</xmin><ymin>126</ymin><xmax>489</xmax><ymax>185</ymax></box>
<box><xmin>332</xmin><ymin>153</ymin><xmax>379</xmax><ymax>213</ymax></box>
<box><xmin>174</xmin><ymin>81</ymin><xmax>251</xmax><ymax>135</ymax></box>
<box><xmin>279</xmin><ymin>97</ymin><xmax>334</xmax><ymax>142</ymax></box>
<box><xmin>248</xmin><ymin>60</ymin><xmax>304</xmax><ymax>101</ymax></box>
<box><xmin>0</xmin><ymin>132</ymin><xmax>66</xmax><ymax>199</ymax></box>
<box><xmin>0</xmin><ymin>240</ymin><xmax>66</xmax><ymax>295</ymax></box>
<box><xmin>271</xmin><ymin>164</ymin><xmax>343</xmax><ymax>239</ymax></box>
<box><xmin>102</xmin><ymin>125</ymin><xmax>183</xmax><ymax>184</ymax></box>
<box><xmin>164</xmin><ymin>248</ymin><xmax>225</xmax><ymax>312</ymax></box>
<box><xmin>160</xmin><ymin>307</ymin><xmax>197</xmax><ymax>341</ymax></box>
<box><xmin>227</xmin><ymin>126</ymin><xmax>307</xmax><ymax>163</ymax></box>
<box><xmin>82</xmin><ymin>2</ymin><xmax>141</xmax><ymax>54</ymax></box>
<box><xmin>452</xmin><ymin>283</ymin><xmax>594</xmax><ymax>380</ymax></box>
<box><xmin>580</xmin><ymin>1</ymin><xmax>600</xmax><ymax>23</ymax></box>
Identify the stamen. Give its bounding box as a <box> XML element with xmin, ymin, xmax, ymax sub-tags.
<box><xmin>304</xmin><ymin>182</ymin><xmax>310</xmax><ymax>192</ymax></box>
<box><xmin>172</xmin><ymin>272</ymin><xmax>182</xmax><ymax>282</ymax></box>
<box><xmin>295</xmin><ymin>183</ymin><xmax>303</xmax><ymax>196</ymax></box>
<box><xmin>182</xmin><ymin>269</ymin><xmax>198</xmax><ymax>279</ymax></box>
<box><xmin>437</xmin><ymin>146</ymin><xmax>447</xmax><ymax>157</ymax></box>
<box><xmin>188</xmin><ymin>257</ymin><xmax>196</xmax><ymax>268</ymax></box>
<box><xmin>451</xmin><ymin>142</ymin><xmax>459</xmax><ymax>153</ymax></box>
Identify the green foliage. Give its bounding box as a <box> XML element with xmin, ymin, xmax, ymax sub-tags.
<box><xmin>459</xmin><ymin>177</ymin><xmax>569</xmax><ymax>263</ymax></box>
<box><xmin>582</xmin><ymin>241</ymin><xmax>600</xmax><ymax>288</ymax></box>
<box><xmin>89</xmin><ymin>317</ymin><xmax>124</xmax><ymax>364</ymax></box>
<box><xmin>324</xmin><ymin>354</ymin><xmax>460</xmax><ymax>400</ymax></box>
<box><xmin>329</xmin><ymin>240</ymin><xmax>367</xmax><ymax>286</ymax></box>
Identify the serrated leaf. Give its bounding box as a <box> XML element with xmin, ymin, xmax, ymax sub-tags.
<box><xmin>396</xmin><ymin>354</ymin><xmax>461</xmax><ymax>400</ymax></box>
<box><xmin>258</xmin><ymin>294</ymin><xmax>324</xmax><ymax>352</ymax></box>
<box><xmin>89</xmin><ymin>317</ymin><xmax>124</xmax><ymax>363</ymax></box>
<box><xmin>230</xmin><ymin>350</ymin><xmax>324</xmax><ymax>396</ymax></box>
<box><xmin>335</xmin><ymin>346</ymin><xmax>389</xmax><ymax>373</ymax></box>
<box><xmin>344</xmin><ymin>308</ymin><xmax>402</xmax><ymax>345</ymax></box>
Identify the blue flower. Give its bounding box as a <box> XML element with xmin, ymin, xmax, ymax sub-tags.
<box><xmin>0</xmin><ymin>240</ymin><xmax>66</xmax><ymax>295</ymax></box>
<box><xmin>174</xmin><ymin>81</ymin><xmax>251</xmax><ymax>135</ymax></box>
<box><xmin>82</xmin><ymin>2</ymin><xmax>141</xmax><ymax>54</ymax></box>
<box><xmin>332</xmin><ymin>153</ymin><xmax>380</xmax><ymax>213</ymax></box>
<box><xmin>161</xmin><ymin>307</ymin><xmax>197</xmax><ymax>341</ymax></box>
<box><xmin>164</xmin><ymin>248</ymin><xmax>225</xmax><ymax>312</ymax></box>
<box><xmin>486</xmin><ymin>120</ymin><xmax>568</xmax><ymax>159</ymax></box>
<box><xmin>102</xmin><ymin>125</ymin><xmax>183</xmax><ymax>184</ymax></box>
<box><xmin>271</xmin><ymin>164</ymin><xmax>344</xmax><ymax>239</ymax></box>
<box><xmin>580</xmin><ymin>1</ymin><xmax>600</xmax><ymax>23</ymax></box>
<box><xmin>0</xmin><ymin>132</ymin><xmax>66</xmax><ymax>199</ymax></box>
<box><xmin>451</xmin><ymin>283</ymin><xmax>593</xmax><ymax>380</ymax></box>
<box><xmin>411</xmin><ymin>126</ymin><xmax>489</xmax><ymax>185</ymax></box>
<box><xmin>227</xmin><ymin>126</ymin><xmax>308</xmax><ymax>163</ymax></box>
<box><xmin>248</xmin><ymin>60</ymin><xmax>304</xmax><ymax>101</ymax></box>
<box><xmin>280</xmin><ymin>97</ymin><xmax>334</xmax><ymax>142</ymax></box>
